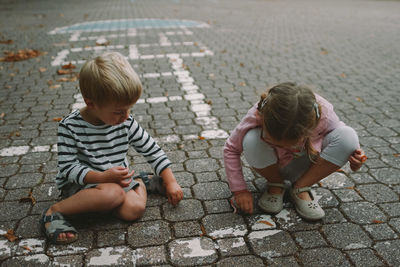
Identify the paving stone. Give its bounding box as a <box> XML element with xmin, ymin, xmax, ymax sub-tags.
<box><xmin>135</xmin><ymin>245</ymin><xmax>167</xmax><ymax>265</ymax></box>
<box><xmin>321</xmin><ymin>208</ymin><xmax>347</xmax><ymax>224</ymax></box>
<box><xmin>275</xmin><ymin>208</ymin><xmax>320</xmax><ymax>231</ymax></box>
<box><xmin>357</xmin><ymin>183</ymin><xmax>399</xmax><ymax>203</ymax></box>
<box><xmin>174</xmin><ymin>221</ymin><xmax>202</xmax><ymax>238</ymax></box>
<box><xmin>1</xmin><ymin>254</ymin><xmax>50</xmax><ymax>266</ymax></box>
<box><xmin>320</xmin><ymin>172</ymin><xmax>354</xmax><ymax>189</ymax></box>
<box><xmin>374</xmin><ymin>240</ymin><xmax>400</xmax><ymax>266</ymax></box>
<box><xmin>332</xmin><ymin>188</ymin><xmax>363</xmax><ymax>202</ymax></box>
<box><xmin>341</xmin><ymin>202</ymin><xmax>387</xmax><ymax>224</ymax></box>
<box><xmin>0</xmin><ymin>201</ymin><xmax>31</xmax><ymax>221</ymax></box>
<box><xmin>202</xmin><ymin>213</ymin><xmax>247</xmax><ymax>238</ymax></box>
<box><xmin>0</xmin><ymin>164</ymin><xmax>19</xmax><ymax>178</ymax></box>
<box><xmin>379</xmin><ymin>202</ymin><xmax>400</xmax><ymax>217</ymax></box>
<box><xmin>15</xmin><ymin>215</ymin><xmax>41</xmax><ymax>238</ymax></box>
<box><xmin>349</xmin><ymin>173</ymin><xmax>377</xmax><ymax>184</ymax></box>
<box><xmin>127</xmin><ymin>220</ymin><xmax>171</xmax><ymax>247</ymax></box>
<box><xmin>266</xmin><ymin>256</ymin><xmax>300</xmax><ymax>267</ymax></box>
<box><xmin>216</xmin><ymin>255</ymin><xmax>265</xmax><ymax>267</ymax></box>
<box><xmin>163</xmin><ymin>199</ymin><xmax>204</xmax><ymax>221</ymax></box>
<box><xmin>85</xmin><ymin>246</ymin><xmax>135</xmax><ymax>266</ymax></box>
<box><xmin>370</xmin><ymin>168</ymin><xmax>400</xmax><ymax>185</ymax></box>
<box><xmin>173</xmin><ymin>172</ymin><xmax>195</xmax><ymax>187</ymax></box>
<box><xmin>315</xmin><ymin>187</ymin><xmax>339</xmax><ymax>208</ymax></box>
<box><xmin>97</xmin><ymin>229</ymin><xmax>126</xmax><ymax>247</ymax></box>
<box><xmin>184</xmin><ymin>158</ymin><xmax>220</xmax><ymax>172</ymax></box>
<box><xmin>51</xmin><ymin>255</ymin><xmax>84</xmax><ymax>266</ymax></box>
<box><xmin>294</xmin><ymin>230</ymin><xmax>327</xmax><ymax>249</ymax></box>
<box><xmin>298</xmin><ymin>248</ymin><xmax>351</xmax><ymax>267</ymax></box>
<box><xmin>388</xmin><ymin>217</ymin><xmax>400</xmax><ymax>233</ymax></box>
<box><xmin>204</xmin><ymin>199</ymin><xmax>233</xmax><ymax>214</ymax></box>
<box><xmin>169</xmin><ymin>237</ymin><xmax>218</xmax><ymax>266</ymax></box>
<box><xmin>363</xmin><ymin>223</ymin><xmax>398</xmax><ymax>240</ymax></box>
<box><xmin>193</xmin><ymin>181</ymin><xmax>231</xmax><ymax>200</ymax></box>
<box><xmin>4</xmin><ymin>173</ymin><xmax>42</xmax><ymax>189</ymax></box>
<box><xmin>248</xmin><ymin>230</ymin><xmax>297</xmax><ymax>258</ymax></box>
<box><xmin>4</xmin><ymin>188</ymin><xmax>31</xmax><ymax>201</ymax></box>
<box><xmin>322</xmin><ymin>223</ymin><xmax>372</xmax><ymax>250</ymax></box>
<box><xmin>31</xmin><ymin>183</ymin><xmax>59</xmax><ymax>202</ymax></box>
<box><xmin>247</xmin><ymin>214</ymin><xmax>276</xmax><ymax>231</ymax></box>
<box><xmin>195</xmin><ymin>172</ymin><xmax>220</xmax><ymax>183</ymax></box>
<box><xmin>46</xmin><ymin>230</ymin><xmax>94</xmax><ymax>257</ymax></box>
<box><xmin>217</xmin><ymin>237</ymin><xmax>249</xmax><ymax>256</ymax></box>
<box><xmin>138</xmin><ymin>206</ymin><xmax>161</xmax><ymax>222</ymax></box>
<box><xmin>347</xmin><ymin>249</ymin><xmax>385</xmax><ymax>267</ymax></box>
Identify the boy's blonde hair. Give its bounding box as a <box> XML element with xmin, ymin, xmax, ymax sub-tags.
<box><xmin>257</xmin><ymin>82</ymin><xmax>321</xmax><ymax>159</ymax></box>
<box><xmin>79</xmin><ymin>52</ymin><xmax>142</xmax><ymax>105</ymax></box>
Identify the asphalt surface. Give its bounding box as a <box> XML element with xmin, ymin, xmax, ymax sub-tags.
<box><xmin>0</xmin><ymin>0</ymin><xmax>400</xmax><ymax>266</ymax></box>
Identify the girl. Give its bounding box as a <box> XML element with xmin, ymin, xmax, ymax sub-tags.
<box><xmin>224</xmin><ymin>82</ymin><xmax>366</xmax><ymax>220</ymax></box>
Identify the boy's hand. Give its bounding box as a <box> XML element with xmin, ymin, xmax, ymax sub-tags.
<box><xmin>348</xmin><ymin>148</ymin><xmax>367</xmax><ymax>172</ymax></box>
<box><xmin>102</xmin><ymin>166</ymin><xmax>134</xmax><ymax>187</ymax></box>
<box><xmin>234</xmin><ymin>190</ymin><xmax>253</xmax><ymax>214</ymax></box>
<box><xmin>165</xmin><ymin>181</ymin><xmax>183</xmax><ymax>206</ymax></box>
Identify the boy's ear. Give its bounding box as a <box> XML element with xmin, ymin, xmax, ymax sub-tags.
<box><xmin>84</xmin><ymin>98</ymin><xmax>95</xmax><ymax>108</ymax></box>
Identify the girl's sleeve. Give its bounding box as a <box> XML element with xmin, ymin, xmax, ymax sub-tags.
<box><xmin>57</xmin><ymin>122</ymin><xmax>90</xmax><ymax>186</ymax></box>
<box><xmin>128</xmin><ymin>119</ymin><xmax>171</xmax><ymax>176</ymax></box>
<box><xmin>224</xmin><ymin>105</ymin><xmax>260</xmax><ymax>192</ymax></box>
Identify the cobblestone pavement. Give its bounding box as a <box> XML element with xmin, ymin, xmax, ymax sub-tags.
<box><xmin>1</xmin><ymin>0</ymin><xmax>400</xmax><ymax>266</ymax></box>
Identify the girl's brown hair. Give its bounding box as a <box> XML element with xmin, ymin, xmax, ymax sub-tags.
<box><xmin>257</xmin><ymin>82</ymin><xmax>321</xmax><ymax>160</ymax></box>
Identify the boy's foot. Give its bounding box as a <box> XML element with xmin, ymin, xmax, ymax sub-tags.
<box><xmin>133</xmin><ymin>172</ymin><xmax>165</xmax><ymax>195</ymax></box>
<box><xmin>40</xmin><ymin>208</ymin><xmax>78</xmax><ymax>244</ymax></box>
<box><xmin>258</xmin><ymin>182</ymin><xmax>285</xmax><ymax>214</ymax></box>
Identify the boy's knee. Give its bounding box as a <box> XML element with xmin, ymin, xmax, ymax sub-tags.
<box><xmin>98</xmin><ymin>184</ymin><xmax>125</xmax><ymax>206</ymax></box>
<box><xmin>121</xmin><ymin>201</ymin><xmax>146</xmax><ymax>221</ymax></box>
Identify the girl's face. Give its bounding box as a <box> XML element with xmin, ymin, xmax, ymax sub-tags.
<box><xmin>260</xmin><ymin>125</ymin><xmax>304</xmax><ymax>149</ymax></box>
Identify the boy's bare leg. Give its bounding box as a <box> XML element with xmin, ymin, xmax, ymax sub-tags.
<box><xmin>45</xmin><ymin>183</ymin><xmax>126</xmax><ymax>241</ymax></box>
<box><xmin>253</xmin><ymin>163</ymin><xmax>285</xmax><ymax>194</ymax></box>
<box><xmin>294</xmin><ymin>156</ymin><xmax>340</xmax><ymax>200</ymax></box>
<box><xmin>114</xmin><ymin>179</ymin><xmax>147</xmax><ymax>221</ymax></box>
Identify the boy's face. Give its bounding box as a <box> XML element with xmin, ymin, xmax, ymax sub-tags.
<box><xmin>92</xmin><ymin>102</ymin><xmax>134</xmax><ymax>126</ymax></box>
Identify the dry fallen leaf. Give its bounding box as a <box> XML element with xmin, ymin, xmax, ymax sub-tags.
<box><xmin>345</xmin><ymin>186</ymin><xmax>354</xmax><ymax>190</ymax></box>
<box><xmin>240</xmin><ymin>63</ymin><xmax>244</xmax><ymax>67</ymax></box>
<box><xmin>199</xmin><ymin>49</ymin><xmax>205</xmax><ymax>53</ymax></box>
<box><xmin>3</xmin><ymin>229</ymin><xmax>18</xmax><ymax>242</ymax></box>
<box><xmin>96</xmin><ymin>37</ymin><xmax>110</xmax><ymax>46</ymax></box>
<box><xmin>198</xmin><ymin>136</ymin><xmax>205</xmax><ymax>140</ymax></box>
<box><xmin>57</xmin><ymin>69</ymin><xmax>73</xmax><ymax>75</ymax></box>
<box><xmin>258</xmin><ymin>220</ymin><xmax>274</xmax><ymax>226</ymax></box>
<box><xmin>200</xmin><ymin>225</ymin><xmax>207</xmax><ymax>236</ymax></box>
<box><xmin>336</xmin><ymin>169</ymin><xmax>345</xmax><ymax>173</ymax></box>
<box><xmin>178</xmin><ymin>144</ymin><xmax>185</xmax><ymax>149</ymax></box>
<box><xmin>56</xmin><ymin>76</ymin><xmax>77</xmax><ymax>82</ymax></box>
<box><xmin>221</xmin><ymin>49</ymin><xmax>227</xmax><ymax>53</ymax></box>
<box><xmin>0</xmin><ymin>49</ymin><xmax>42</xmax><ymax>62</ymax></box>
<box><xmin>356</xmin><ymin>97</ymin><xmax>364</xmax><ymax>102</ymax></box>
<box><xmin>239</xmin><ymin>82</ymin><xmax>246</xmax><ymax>86</ymax></box>
<box><xmin>372</xmin><ymin>220</ymin><xmax>384</xmax><ymax>224</ymax></box>
<box><xmin>23</xmin><ymin>246</ymin><xmax>32</xmax><ymax>252</ymax></box>
<box><xmin>49</xmin><ymin>84</ymin><xmax>61</xmax><ymax>89</ymax></box>
<box><xmin>320</xmin><ymin>48</ymin><xmax>328</xmax><ymax>55</ymax></box>
<box><xmin>53</xmin><ymin>117</ymin><xmax>62</xmax><ymax>122</ymax></box>
<box><xmin>318</xmin><ymin>182</ymin><xmax>323</xmax><ymax>187</ymax></box>
<box><xmin>340</xmin><ymin>73</ymin><xmax>346</xmax><ymax>78</ymax></box>
<box><xmin>206</xmin><ymin>100</ymin><xmax>212</xmax><ymax>105</ymax></box>
<box><xmin>19</xmin><ymin>192</ymin><xmax>36</xmax><ymax>205</ymax></box>
<box><xmin>39</xmin><ymin>67</ymin><xmax>47</xmax><ymax>73</ymax></box>
<box><xmin>0</xmin><ymin>113</ymin><xmax>5</xmax><ymax>118</ymax></box>
<box><xmin>393</xmin><ymin>153</ymin><xmax>400</xmax><ymax>158</ymax></box>
<box><xmin>61</xmin><ymin>62</ymin><xmax>76</xmax><ymax>69</ymax></box>
<box><xmin>0</xmin><ymin>40</ymin><xmax>13</xmax><ymax>44</ymax></box>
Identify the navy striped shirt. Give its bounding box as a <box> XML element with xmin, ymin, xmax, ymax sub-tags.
<box><xmin>56</xmin><ymin>110</ymin><xmax>171</xmax><ymax>189</ymax></box>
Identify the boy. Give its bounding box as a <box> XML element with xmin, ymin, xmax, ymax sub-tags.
<box><xmin>41</xmin><ymin>52</ymin><xmax>183</xmax><ymax>244</ymax></box>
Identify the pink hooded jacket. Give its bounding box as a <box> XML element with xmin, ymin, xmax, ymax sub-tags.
<box><xmin>223</xmin><ymin>94</ymin><xmax>345</xmax><ymax>192</ymax></box>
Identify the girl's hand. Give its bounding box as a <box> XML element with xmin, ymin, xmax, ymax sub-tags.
<box><xmin>234</xmin><ymin>191</ymin><xmax>254</xmax><ymax>214</ymax></box>
<box><xmin>102</xmin><ymin>166</ymin><xmax>134</xmax><ymax>187</ymax></box>
<box><xmin>165</xmin><ymin>181</ymin><xmax>183</xmax><ymax>206</ymax></box>
<box><xmin>348</xmin><ymin>149</ymin><xmax>367</xmax><ymax>172</ymax></box>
